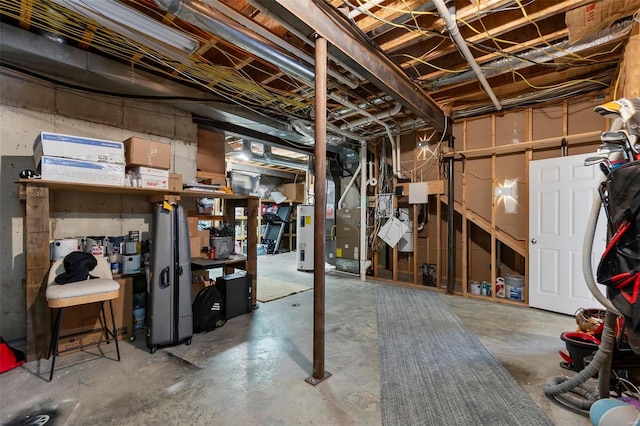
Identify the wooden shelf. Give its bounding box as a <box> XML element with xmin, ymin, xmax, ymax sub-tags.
<box><xmin>197</xmin><ymin>215</ymin><xmax>225</xmax><ymax>221</ymax></box>
<box><xmin>18</xmin><ymin>179</ymin><xmax>258</xmax><ymax>200</ymax></box>
<box><xmin>19</xmin><ymin>179</ymin><xmax>260</xmax><ymax>362</ymax></box>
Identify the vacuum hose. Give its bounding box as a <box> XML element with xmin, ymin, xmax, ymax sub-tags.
<box><xmin>543</xmin><ymin>177</ymin><xmax>620</xmax><ymax>409</ymax></box>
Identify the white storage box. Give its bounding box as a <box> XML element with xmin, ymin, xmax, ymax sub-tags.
<box><xmin>34</xmin><ymin>132</ymin><xmax>125</xmax><ymax>167</ymax></box>
<box><xmin>40</xmin><ymin>156</ymin><xmax>125</xmax><ymax>186</ymax></box>
<box><xmin>138</xmin><ymin>174</ymin><xmax>168</xmax><ymax>189</ymax></box>
<box><xmin>126</xmin><ymin>166</ymin><xmax>169</xmax><ymax>189</ymax></box>
<box><xmin>128</xmin><ymin>166</ymin><xmax>169</xmax><ymax>178</ymax></box>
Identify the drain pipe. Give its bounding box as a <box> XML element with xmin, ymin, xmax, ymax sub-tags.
<box><xmin>432</xmin><ymin>0</ymin><xmax>502</xmax><ymax>110</ymax></box>
<box><xmin>360</xmin><ymin>140</ymin><xmax>369</xmax><ymax>281</ymax></box>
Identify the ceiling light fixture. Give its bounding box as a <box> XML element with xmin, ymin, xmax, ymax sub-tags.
<box><xmin>51</xmin><ymin>0</ymin><xmax>199</xmax><ymax>54</ymax></box>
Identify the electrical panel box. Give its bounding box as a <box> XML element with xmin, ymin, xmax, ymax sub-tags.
<box><xmin>296</xmin><ymin>205</ymin><xmax>314</xmax><ymax>271</ymax></box>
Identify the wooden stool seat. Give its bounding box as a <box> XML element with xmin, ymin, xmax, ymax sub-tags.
<box><xmin>46</xmin><ymin>279</ymin><xmax>120</xmax><ymax>308</ymax></box>
<box><xmin>46</xmin><ymin>255</ymin><xmax>121</xmax><ymax>381</ymax></box>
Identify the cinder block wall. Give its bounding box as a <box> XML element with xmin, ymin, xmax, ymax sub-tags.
<box><xmin>0</xmin><ymin>71</ymin><xmax>198</xmax><ymax>341</ymax></box>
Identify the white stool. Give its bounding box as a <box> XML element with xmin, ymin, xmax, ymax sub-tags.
<box><xmin>46</xmin><ymin>255</ymin><xmax>121</xmax><ymax>381</ymax></box>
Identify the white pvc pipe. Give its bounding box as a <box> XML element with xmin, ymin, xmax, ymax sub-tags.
<box><xmin>360</xmin><ymin>140</ymin><xmax>369</xmax><ymax>281</ymax></box>
<box><xmin>396</xmin><ymin>134</ymin><xmax>402</xmax><ymax>178</ymax></box>
<box><xmin>337</xmin><ymin>163</ymin><xmax>361</xmax><ymax>210</ymax></box>
<box><xmin>348</xmin><ymin>0</ymin><xmax>384</xmax><ymax>19</ymax></box>
<box><xmin>432</xmin><ymin>0</ymin><xmax>502</xmax><ymax>110</ymax></box>
<box><xmin>340</xmin><ymin>103</ymin><xmax>402</xmax><ymax>130</ymax></box>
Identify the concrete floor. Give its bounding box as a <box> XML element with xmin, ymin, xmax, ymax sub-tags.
<box><xmin>1</xmin><ymin>252</ymin><xmax>592</xmax><ymax>425</ymax></box>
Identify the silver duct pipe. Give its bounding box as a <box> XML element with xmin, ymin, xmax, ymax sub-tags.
<box><xmin>156</xmin><ymin>0</ymin><xmax>392</xmax><ymax>147</ymax></box>
<box><xmin>245</xmin><ymin>0</ymin><xmax>366</xmax><ymax>81</ymax></box>
<box><xmin>227</xmin><ymin>150</ymin><xmax>308</xmax><ymax>171</ymax></box>
<box><xmin>155</xmin><ymin>0</ymin><xmax>315</xmax><ymax>84</ymax></box>
<box><xmin>202</xmin><ymin>0</ymin><xmax>358</xmax><ymax>89</ymax></box>
<box><xmin>429</xmin><ymin>20</ymin><xmax>633</xmax><ymax>90</ymax></box>
<box><xmin>340</xmin><ymin>103</ymin><xmax>402</xmax><ymax>130</ymax></box>
<box><xmin>432</xmin><ymin>0</ymin><xmax>502</xmax><ymax>110</ymax></box>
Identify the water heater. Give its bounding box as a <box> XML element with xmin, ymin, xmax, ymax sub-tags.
<box><xmin>297</xmin><ymin>205</ymin><xmax>314</xmax><ymax>271</ymax></box>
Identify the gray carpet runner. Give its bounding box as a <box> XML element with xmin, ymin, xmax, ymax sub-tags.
<box><xmin>377</xmin><ymin>284</ymin><xmax>552</xmax><ymax>426</ymax></box>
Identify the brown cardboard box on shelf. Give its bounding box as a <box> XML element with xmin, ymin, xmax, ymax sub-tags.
<box><xmin>196</xmin><ymin>171</ymin><xmax>226</xmax><ymax>186</ymax></box>
<box><xmin>187</xmin><ymin>216</ymin><xmax>199</xmax><ymax>236</ymax></box>
<box><xmin>169</xmin><ymin>173</ymin><xmax>183</xmax><ymax>191</ymax></box>
<box><xmin>196</xmin><ymin>129</ymin><xmax>225</xmax><ymax>174</ymax></box>
<box><xmin>57</xmin><ymin>277</ymin><xmax>133</xmax><ymax>353</ymax></box>
<box><xmin>190</xmin><ymin>236</ymin><xmax>206</xmax><ymax>258</ymax></box>
<box><xmin>124</xmin><ymin>137</ymin><xmax>171</xmax><ymax>169</ymax></box>
<box><xmin>279</xmin><ymin>183</ymin><xmax>305</xmax><ymax>202</ymax></box>
<box><xmin>198</xmin><ymin>230</ymin><xmax>210</xmax><ymax>250</ymax></box>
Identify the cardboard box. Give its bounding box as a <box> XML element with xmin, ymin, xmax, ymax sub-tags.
<box><xmin>123</xmin><ymin>137</ymin><xmax>171</xmax><ymax>169</ymax></box>
<box><xmin>136</xmin><ymin>174</ymin><xmax>168</xmax><ymax>189</ymax></box>
<box><xmin>198</xmin><ymin>230</ymin><xmax>210</xmax><ymax>249</ymax></box>
<box><xmin>129</xmin><ymin>166</ymin><xmax>169</xmax><ymax>178</ymax></box>
<box><xmin>190</xmin><ymin>236</ymin><xmax>206</xmax><ymax>258</ymax></box>
<box><xmin>197</xmin><ymin>172</ymin><xmax>226</xmax><ymax>186</ymax></box>
<box><xmin>196</xmin><ymin>128</ymin><xmax>226</xmax><ymax>174</ymax></box>
<box><xmin>169</xmin><ymin>173</ymin><xmax>183</xmax><ymax>191</ymax></box>
<box><xmin>187</xmin><ymin>216</ymin><xmax>199</xmax><ymax>236</ymax></box>
<box><xmin>40</xmin><ymin>156</ymin><xmax>125</xmax><ymax>186</ymax></box>
<box><xmin>57</xmin><ymin>277</ymin><xmax>133</xmax><ymax>353</ymax></box>
<box><xmin>279</xmin><ymin>183</ymin><xmax>305</xmax><ymax>202</ymax></box>
<box><xmin>33</xmin><ymin>132</ymin><xmax>125</xmax><ymax>168</ymax></box>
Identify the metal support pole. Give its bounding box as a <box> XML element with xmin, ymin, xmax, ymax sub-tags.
<box><xmin>447</xmin><ymin>134</ymin><xmax>455</xmax><ymax>293</ymax></box>
<box><xmin>306</xmin><ymin>35</ymin><xmax>331</xmax><ymax>385</ymax></box>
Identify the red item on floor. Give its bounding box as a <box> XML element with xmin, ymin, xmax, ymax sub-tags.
<box><xmin>0</xmin><ymin>337</ymin><xmax>26</xmax><ymax>373</ymax></box>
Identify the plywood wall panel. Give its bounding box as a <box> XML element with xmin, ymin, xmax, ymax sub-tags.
<box><xmin>469</xmin><ymin>223</ymin><xmax>491</xmax><ymax>283</ymax></box>
<box><xmin>465</xmin><ymin>158</ymin><xmax>492</xmax><ymax>221</ymax></box>
<box><xmin>568</xmin><ymin>98</ymin><xmax>606</xmax><ymax>135</ymax></box>
<box><xmin>532</xmin><ymin>105</ymin><xmax>563</xmax><ymax>141</ymax></box>
<box><xmin>465</xmin><ymin>117</ymin><xmax>492</xmax><ymax>150</ymax></box>
<box><xmin>495</xmin><ymin>111</ymin><xmax>526</xmax><ymax>146</ymax></box>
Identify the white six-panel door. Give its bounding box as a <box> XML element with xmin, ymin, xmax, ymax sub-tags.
<box><xmin>528</xmin><ymin>153</ymin><xmax>607</xmax><ymax>315</ymax></box>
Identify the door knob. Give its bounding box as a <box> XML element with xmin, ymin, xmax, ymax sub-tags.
<box><xmin>531</xmin><ymin>238</ymin><xmax>537</xmax><ymax>245</ymax></box>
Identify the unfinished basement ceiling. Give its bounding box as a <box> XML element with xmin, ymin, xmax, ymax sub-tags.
<box><xmin>1</xmin><ymin>0</ymin><xmax>638</xmax><ymax>156</ymax></box>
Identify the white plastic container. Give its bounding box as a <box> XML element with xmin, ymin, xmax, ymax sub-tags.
<box><xmin>51</xmin><ymin>238</ymin><xmax>82</xmax><ymax>260</ymax></box>
<box><xmin>505</xmin><ymin>275</ymin><xmax>525</xmax><ymax>301</ymax></box>
<box><xmin>122</xmin><ymin>254</ymin><xmax>141</xmax><ymax>274</ymax></box>
<box><xmin>469</xmin><ymin>281</ymin><xmax>481</xmax><ymax>295</ymax></box>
